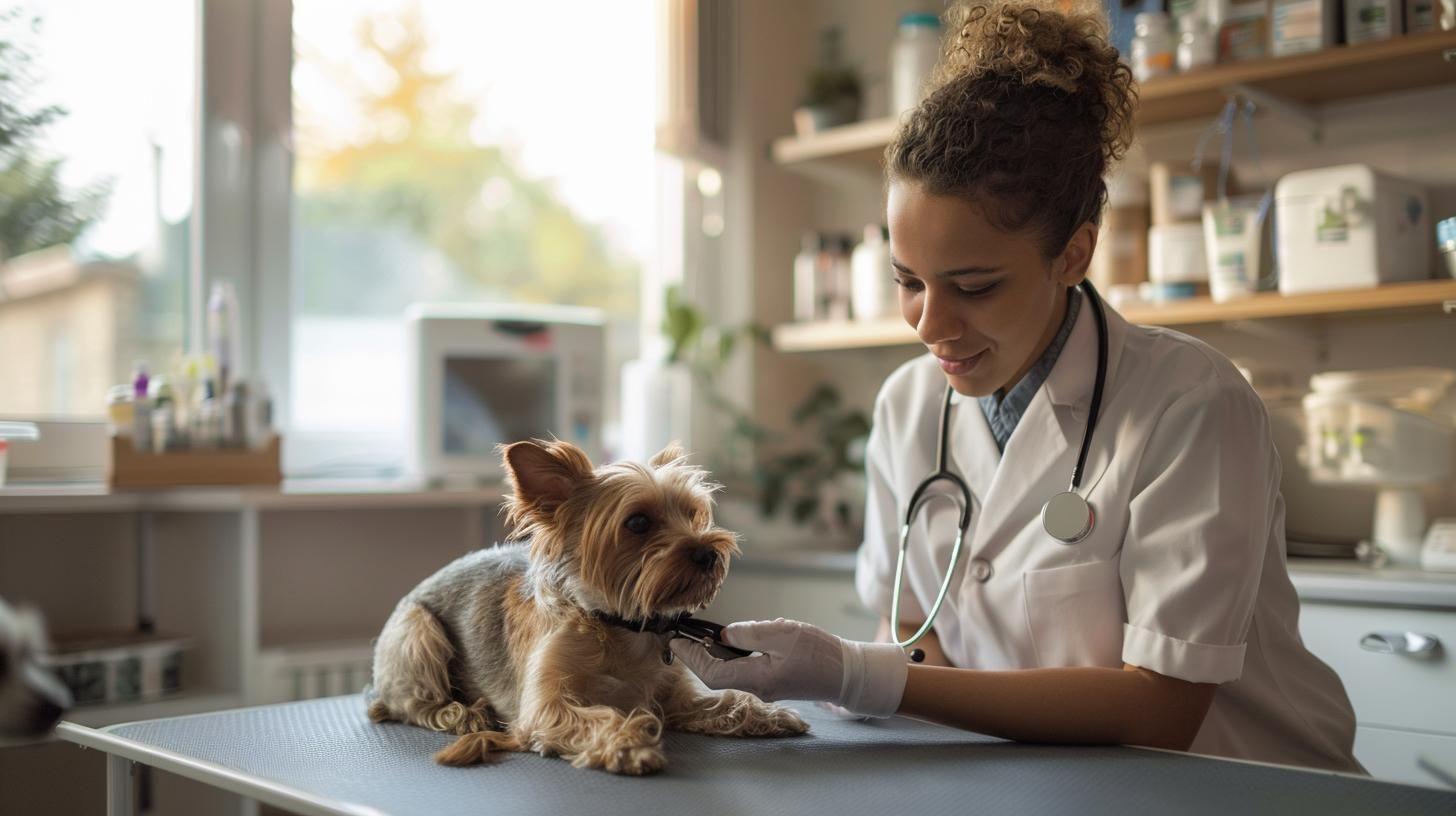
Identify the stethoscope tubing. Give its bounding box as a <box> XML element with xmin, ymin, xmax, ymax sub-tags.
<box><xmin>889</xmin><ymin>281</ymin><xmax>1109</xmax><ymax>652</ymax></box>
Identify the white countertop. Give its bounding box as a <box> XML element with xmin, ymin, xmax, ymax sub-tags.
<box><xmin>732</xmin><ymin>549</ymin><xmax>1456</xmax><ymax>610</ymax></box>
<box><xmin>0</xmin><ymin>480</ymin><xmax>507</xmax><ymax>513</ymax></box>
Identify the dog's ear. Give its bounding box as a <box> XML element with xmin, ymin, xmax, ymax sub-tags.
<box><xmin>649</xmin><ymin>442</ymin><xmax>687</xmax><ymax>469</ymax></box>
<box><xmin>501</xmin><ymin>439</ymin><xmax>593</xmax><ymax>515</ymax></box>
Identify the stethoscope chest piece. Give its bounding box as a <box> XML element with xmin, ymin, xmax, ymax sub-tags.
<box><xmin>1042</xmin><ymin>491</ymin><xmax>1095</xmax><ymax>544</ymax></box>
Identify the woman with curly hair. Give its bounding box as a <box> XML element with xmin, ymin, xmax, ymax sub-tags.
<box><xmin>673</xmin><ymin>0</ymin><xmax>1361</xmax><ymax>772</ymax></box>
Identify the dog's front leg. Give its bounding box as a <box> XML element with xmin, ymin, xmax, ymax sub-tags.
<box><xmin>660</xmin><ymin>671</ymin><xmax>809</xmax><ymax>738</ymax></box>
<box><xmin>515</xmin><ymin>697</ymin><xmax>667</xmax><ymax>775</ymax></box>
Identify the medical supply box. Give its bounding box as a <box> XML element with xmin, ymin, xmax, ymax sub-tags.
<box><xmin>1275</xmin><ymin>164</ymin><xmax>1431</xmax><ymax>295</ymax></box>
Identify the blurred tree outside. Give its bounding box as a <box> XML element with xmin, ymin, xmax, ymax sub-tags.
<box><xmin>0</xmin><ymin>7</ymin><xmax>111</xmax><ymax>262</ymax></box>
<box><xmin>294</xmin><ymin>4</ymin><xmax>638</xmax><ymax>318</ymax></box>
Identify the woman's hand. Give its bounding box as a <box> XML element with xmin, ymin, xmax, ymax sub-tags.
<box><xmin>669</xmin><ymin>618</ymin><xmax>909</xmax><ymax>718</ymax></box>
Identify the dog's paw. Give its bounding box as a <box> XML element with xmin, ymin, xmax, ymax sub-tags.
<box><xmin>603</xmin><ymin>743</ymin><xmax>667</xmax><ymax>776</ymax></box>
<box><xmin>759</xmin><ymin>705</ymin><xmax>810</xmax><ymax>737</ymax></box>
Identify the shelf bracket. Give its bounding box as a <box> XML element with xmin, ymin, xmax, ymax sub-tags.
<box><xmin>1225</xmin><ymin>83</ymin><xmax>1323</xmax><ymax>143</ymax></box>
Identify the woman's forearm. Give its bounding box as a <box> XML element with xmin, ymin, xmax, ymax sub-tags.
<box><xmin>898</xmin><ymin>663</ymin><xmax>1217</xmax><ymax>750</ymax></box>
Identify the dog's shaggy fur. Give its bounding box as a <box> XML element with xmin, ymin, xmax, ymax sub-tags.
<box><xmin>367</xmin><ymin>440</ymin><xmax>807</xmax><ymax>774</ymax></box>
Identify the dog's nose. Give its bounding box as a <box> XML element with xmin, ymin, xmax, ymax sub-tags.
<box><xmin>25</xmin><ymin>698</ymin><xmax>65</xmax><ymax>736</ymax></box>
<box><xmin>687</xmin><ymin>547</ymin><xmax>718</xmax><ymax>571</ymax></box>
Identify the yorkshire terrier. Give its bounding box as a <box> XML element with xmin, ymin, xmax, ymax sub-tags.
<box><xmin>0</xmin><ymin>596</ymin><xmax>71</xmax><ymax>739</ymax></box>
<box><xmin>367</xmin><ymin>440</ymin><xmax>808</xmax><ymax>774</ymax></box>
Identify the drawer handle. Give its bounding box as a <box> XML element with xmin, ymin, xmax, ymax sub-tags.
<box><xmin>1359</xmin><ymin>631</ymin><xmax>1442</xmax><ymax>658</ymax></box>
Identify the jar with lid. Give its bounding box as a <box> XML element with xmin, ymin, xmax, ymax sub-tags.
<box><xmin>890</xmin><ymin>12</ymin><xmax>942</xmax><ymax>117</ymax></box>
<box><xmin>1130</xmin><ymin>12</ymin><xmax>1176</xmax><ymax>83</ymax></box>
<box><xmin>1176</xmin><ymin>12</ymin><xmax>1216</xmax><ymax>72</ymax></box>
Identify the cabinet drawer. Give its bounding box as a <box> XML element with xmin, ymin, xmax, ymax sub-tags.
<box><xmin>1299</xmin><ymin>603</ymin><xmax>1456</xmax><ymax>734</ymax></box>
<box><xmin>1355</xmin><ymin>725</ymin><xmax>1456</xmax><ymax>790</ymax></box>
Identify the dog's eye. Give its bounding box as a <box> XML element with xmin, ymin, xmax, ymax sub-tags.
<box><xmin>624</xmin><ymin>513</ymin><xmax>651</xmax><ymax>534</ymax></box>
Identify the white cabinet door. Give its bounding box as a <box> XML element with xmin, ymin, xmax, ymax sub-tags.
<box><xmin>1298</xmin><ymin>603</ymin><xmax>1456</xmax><ymax>735</ymax></box>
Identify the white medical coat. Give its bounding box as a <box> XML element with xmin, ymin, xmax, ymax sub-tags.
<box><xmin>856</xmin><ymin>301</ymin><xmax>1361</xmax><ymax>772</ymax></box>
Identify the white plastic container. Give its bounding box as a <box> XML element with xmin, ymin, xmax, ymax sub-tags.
<box><xmin>1406</xmin><ymin>0</ymin><xmax>1456</xmax><ymax>32</ymax></box>
<box><xmin>1176</xmin><ymin>13</ymin><xmax>1217</xmax><ymax>71</ymax></box>
<box><xmin>1438</xmin><ymin>217</ymin><xmax>1456</xmax><ymax>278</ymax></box>
<box><xmin>1203</xmin><ymin>197</ymin><xmax>1264</xmax><ymax>301</ymax></box>
<box><xmin>1275</xmin><ymin>164</ymin><xmax>1431</xmax><ymax>295</ymax></box>
<box><xmin>891</xmin><ymin>13</ymin><xmax>942</xmax><ymax>116</ymax></box>
<box><xmin>1148</xmin><ymin>223</ymin><xmax>1209</xmax><ymax>283</ymax></box>
<box><xmin>1210</xmin><ymin>0</ymin><xmax>1272</xmax><ymax>61</ymax></box>
<box><xmin>851</xmin><ymin>225</ymin><xmax>895</xmax><ymax>322</ymax></box>
<box><xmin>1346</xmin><ymin>0</ymin><xmax>1403</xmax><ymax>42</ymax></box>
<box><xmin>1131</xmin><ymin>12</ymin><xmax>1177</xmax><ymax>82</ymax></box>
<box><xmin>1271</xmin><ymin>0</ymin><xmax>1340</xmax><ymax>56</ymax></box>
<box><xmin>0</xmin><ymin>421</ymin><xmax>41</xmax><ymax>488</ymax></box>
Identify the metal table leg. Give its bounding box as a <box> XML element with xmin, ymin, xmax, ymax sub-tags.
<box><xmin>107</xmin><ymin>755</ymin><xmax>135</xmax><ymax>816</ymax></box>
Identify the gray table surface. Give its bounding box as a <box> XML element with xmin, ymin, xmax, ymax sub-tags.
<box><xmin>83</xmin><ymin>694</ymin><xmax>1456</xmax><ymax>816</ymax></box>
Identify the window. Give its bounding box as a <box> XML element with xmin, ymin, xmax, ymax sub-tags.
<box><xmin>0</xmin><ymin>2</ymin><xmax>195</xmax><ymax>419</ymax></box>
<box><xmin>289</xmin><ymin>0</ymin><xmax>655</xmax><ymax>474</ymax></box>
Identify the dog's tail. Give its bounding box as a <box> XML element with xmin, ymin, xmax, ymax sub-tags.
<box><xmin>434</xmin><ymin>730</ymin><xmax>525</xmax><ymax>766</ymax></box>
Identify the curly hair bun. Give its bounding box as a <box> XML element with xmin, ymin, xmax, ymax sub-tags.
<box><xmin>887</xmin><ymin>0</ymin><xmax>1137</xmax><ymax>253</ymax></box>
<box><xmin>937</xmin><ymin>0</ymin><xmax>1136</xmax><ymax>166</ymax></box>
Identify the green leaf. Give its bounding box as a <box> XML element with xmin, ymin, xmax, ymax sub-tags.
<box><xmin>791</xmin><ymin>495</ymin><xmax>819</xmax><ymax>524</ymax></box>
<box><xmin>791</xmin><ymin>384</ymin><xmax>839</xmax><ymax>425</ymax></box>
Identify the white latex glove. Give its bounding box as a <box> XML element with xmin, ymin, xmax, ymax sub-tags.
<box><xmin>670</xmin><ymin>618</ymin><xmax>909</xmax><ymax>718</ymax></box>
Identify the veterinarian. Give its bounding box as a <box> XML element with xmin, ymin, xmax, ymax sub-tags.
<box><xmin>672</xmin><ymin>0</ymin><xmax>1361</xmax><ymax>774</ymax></box>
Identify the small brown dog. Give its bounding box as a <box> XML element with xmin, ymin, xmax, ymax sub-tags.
<box><xmin>367</xmin><ymin>439</ymin><xmax>807</xmax><ymax>774</ymax></box>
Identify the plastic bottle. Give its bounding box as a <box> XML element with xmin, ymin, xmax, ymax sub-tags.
<box><xmin>1176</xmin><ymin>12</ymin><xmax>1216</xmax><ymax>72</ymax></box>
<box><xmin>851</xmin><ymin>225</ymin><xmax>894</xmax><ymax>322</ymax></box>
<box><xmin>132</xmin><ymin>363</ymin><xmax>153</xmax><ymax>453</ymax></box>
<box><xmin>192</xmin><ymin>380</ymin><xmax>221</xmax><ymax>450</ymax></box>
<box><xmin>823</xmin><ymin>235</ymin><xmax>854</xmax><ymax>322</ymax></box>
<box><xmin>208</xmin><ymin>280</ymin><xmax>239</xmax><ymax>396</ymax></box>
<box><xmin>891</xmin><ymin>13</ymin><xmax>943</xmax><ymax>117</ymax></box>
<box><xmin>1131</xmin><ymin>12</ymin><xmax>1177</xmax><ymax>83</ymax></box>
<box><xmin>793</xmin><ymin>232</ymin><xmax>822</xmax><ymax>322</ymax></box>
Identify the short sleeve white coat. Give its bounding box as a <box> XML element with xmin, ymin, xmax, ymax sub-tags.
<box><xmin>856</xmin><ymin>301</ymin><xmax>1361</xmax><ymax>773</ymax></box>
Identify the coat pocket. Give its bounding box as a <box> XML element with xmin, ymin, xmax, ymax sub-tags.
<box><xmin>1023</xmin><ymin>559</ymin><xmax>1125</xmax><ymax>668</ymax></box>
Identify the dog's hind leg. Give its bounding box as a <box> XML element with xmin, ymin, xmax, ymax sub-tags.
<box><xmin>367</xmin><ymin>602</ymin><xmax>492</xmax><ymax>736</ymax></box>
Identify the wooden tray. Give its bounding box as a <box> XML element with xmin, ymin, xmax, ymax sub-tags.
<box><xmin>109</xmin><ymin>435</ymin><xmax>282</xmax><ymax>489</ymax></box>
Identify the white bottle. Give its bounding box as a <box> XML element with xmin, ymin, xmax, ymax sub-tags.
<box><xmin>851</xmin><ymin>225</ymin><xmax>894</xmax><ymax>322</ymax></box>
<box><xmin>793</xmin><ymin>232</ymin><xmax>822</xmax><ymax>322</ymax></box>
<box><xmin>1131</xmin><ymin>12</ymin><xmax>1177</xmax><ymax>83</ymax></box>
<box><xmin>891</xmin><ymin>13</ymin><xmax>942</xmax><ymax>117</ymax></box>
<box><xmin>1176</xmin><ymin>12</ymin><xmax>1216</xmax><ymax>71</ymax></box>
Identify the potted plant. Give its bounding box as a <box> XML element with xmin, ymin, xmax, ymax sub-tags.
<box><xmin>793</xmin><ymin>27</ymin><xmax>863</xmax><ymax>137</ymax></box>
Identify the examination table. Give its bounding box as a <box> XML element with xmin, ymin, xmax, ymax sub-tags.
<box><xmin>57</xmin><ymin>694</ymin><xmax>1456</xmax><ymax>816</ymax></box>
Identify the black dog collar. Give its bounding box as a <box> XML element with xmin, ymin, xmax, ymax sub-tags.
<box><xmin>589</xmin><ymin>610</ymin><xmax>687</xmax><ymax>635</ymax></box>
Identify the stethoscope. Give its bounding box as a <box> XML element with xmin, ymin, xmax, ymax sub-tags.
<box><xmin>890</xmin><ymin>280</ymin><xmax>1110</xmax><ymax>662</ymax></box>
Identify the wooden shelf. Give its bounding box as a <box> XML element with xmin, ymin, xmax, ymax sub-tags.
<box><xmin>1138</xmin><ymin>29</ymin><xmax>1456</xmax><ymax>126</ymax></box>
<box><xmin>771</xmin><ymin>279</ymin><xmax>1456</xmax><ymax>352</ymax></box>
<box><xmin>770</xmin><ymin>117</ymin><xmax>898</xmax><ymax>169</ymax></box>
<box><xmin>770</xmin><ymin>31</ymin><xmax>1456</xmax><ymax>170</ymax></box>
